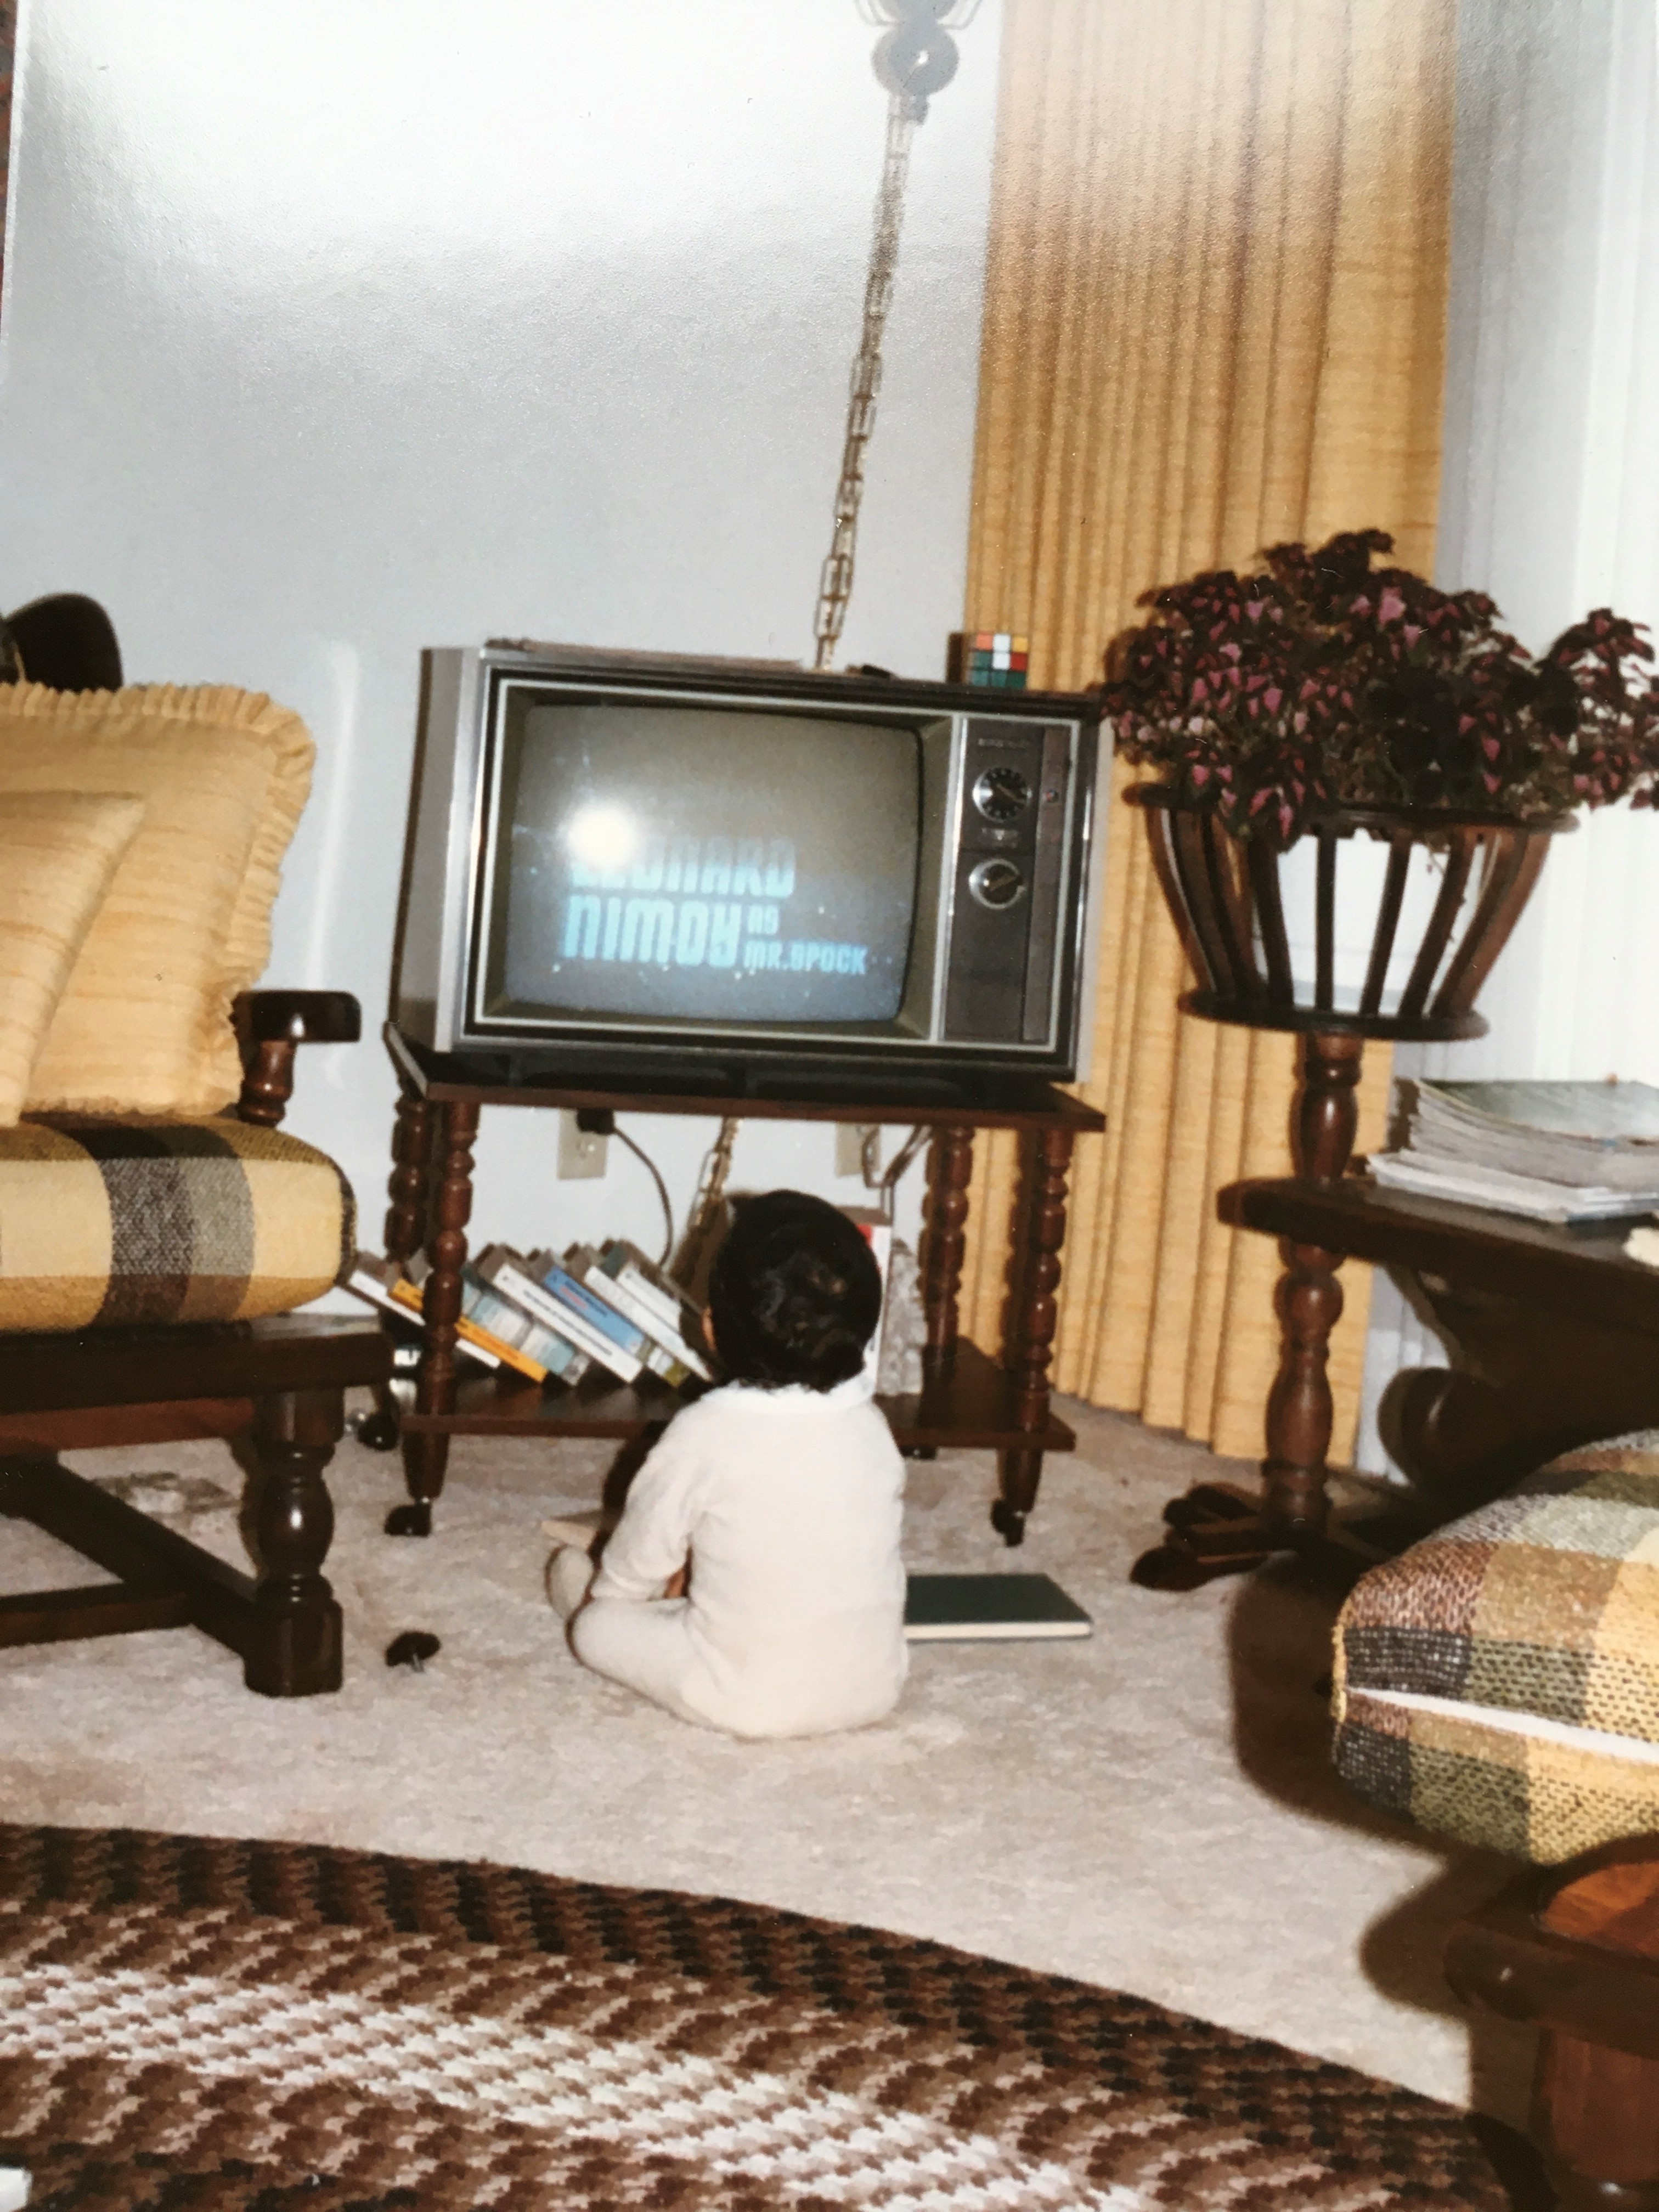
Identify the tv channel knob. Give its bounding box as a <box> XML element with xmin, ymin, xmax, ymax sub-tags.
<box><xmin>968</xmin><ymin>856</ymin><xmax>1025</xmax><ymax>911</ymax></box>
<box><xmin>972</xmin><ymin>765</ymin><xmax>1031</xmax><ymax>823</ymax></box>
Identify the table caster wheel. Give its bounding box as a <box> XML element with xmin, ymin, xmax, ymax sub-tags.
<box><xmin>385</xmin><ymin>1500</ymin><xmax>432</xmax><ymax>1538</ymax></box>
<box><xmin>354</xmin><ymin>1408</ymin><xmax>399</xmax><ymax>1451</ymax></box>
<box><xmin>990</xmin><ymin>1498</ymin><xmax>1025</xmax><ymax>1547</ymax></box>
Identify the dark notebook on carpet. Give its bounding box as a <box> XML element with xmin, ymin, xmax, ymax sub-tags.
<box><xmin>904</xmin><ymin>1572</ymin><xmax>1092</xmax><ymax>1641</ymax></box>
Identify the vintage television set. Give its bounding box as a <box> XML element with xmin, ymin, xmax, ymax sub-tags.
<box><xmin>393</xmin><ymin>644</ymin><xmax>1105</xmax><ymax>1094</ymax></box>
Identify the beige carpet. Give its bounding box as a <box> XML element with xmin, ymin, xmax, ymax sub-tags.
<box><xmin>0</xmin><ymin>1396</ymin><xmax>1534</xmax><ymax>2131</ymax></box>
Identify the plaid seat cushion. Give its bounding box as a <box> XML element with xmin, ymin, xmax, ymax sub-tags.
<box><xmin>1333</xmin><ymin>1441</ymin><xmax>1659</xmax><ymax>1861</ymax></box>
<box><xmin>0</xmin><ymin>1116</ymin><xmax>354</xmax><ymax>1331</ymax></box>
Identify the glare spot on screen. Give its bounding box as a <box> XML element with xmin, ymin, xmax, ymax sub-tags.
<box><xmin>566</xmin><ymin>804</ymin><xmax>638</xmax><ymax>876</ymax></box>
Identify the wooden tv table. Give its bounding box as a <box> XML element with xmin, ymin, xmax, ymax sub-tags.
<box><xmin>377</xmin><ymin>1025</ymin><xmax>1106</xmax><ymax>1543</ymax></box>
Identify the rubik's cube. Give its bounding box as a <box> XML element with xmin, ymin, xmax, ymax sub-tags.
<box><xmin>951</xmin><ymin>630</ymin><xmax>1030</xmax><ymax>688</ymax></box>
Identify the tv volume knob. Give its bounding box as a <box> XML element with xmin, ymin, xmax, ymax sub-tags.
<box><xmin>968</xmin><ymin>857</ymin><xmax>1025</xmax><ymax>911</ymax></box>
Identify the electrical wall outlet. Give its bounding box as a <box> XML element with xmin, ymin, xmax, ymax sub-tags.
<box><xmin>835</xmin><ymin>1123</ymin><xmax>879</xmax><ymax>1180</ymax></box>
<box><xmin>558</xmin><ymin>1110</ymin><xmax>609</xmax><ymax>1180</ymax></box>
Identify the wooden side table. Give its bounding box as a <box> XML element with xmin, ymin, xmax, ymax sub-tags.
<box><xmin>375</xmin><ymin>1025</ymin><xmax>1105</xmax><ymax>1543</ymax></box>
<box><xmin>1136</xmin><ymin>1172</ymin><xmax>1659</xmax><ymax>1584</ymax></box>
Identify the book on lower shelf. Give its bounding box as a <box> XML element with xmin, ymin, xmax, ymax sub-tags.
<box><xmin>903</xmin><ymin>1572</ymin><xmax>1092</xmax><ymax>1642</ymax></box>
<box><xmin>1370</xmin><ymin>1079</ymin><xmax>1659</xmax><ymax>1224</ymax></box>
<box><xmin>475</xmin><ymin>1244</ymin><xmax>644</xmax><ymax>1385</ymax></box>
<box><xmin>560</xmin><ymin>1245</ymin><xmax>701</xmax><ymax>1386</ymax></box>
<box><xmin>343</xmin><ymin>1254</ymin><xmax>503</xmax><ymax>1372</ymax></box>
<box><xmin>577</xmin><ymin>1239</ymin><xmax>715</xmax><ymax>1382</ymax></box>
<box><xmin>345</xmin><ymin>1251</ymin><xmax>589</xmax><ymax>1385</ymax></box>
<box><xmin>452</xmin><ymin>1262</ymin><xmax>591</xmax><ymax>1384</ymax></box>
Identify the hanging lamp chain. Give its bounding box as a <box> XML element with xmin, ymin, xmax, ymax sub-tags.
<box><xmin>812</xmin><ymin>2</ymin><xmax>975</xmax><ymax>670</ymax></box>
<box><xmin>812</xmin><ymin>91</ymin><xmax>918</xmax><ymax>672</ymax></box>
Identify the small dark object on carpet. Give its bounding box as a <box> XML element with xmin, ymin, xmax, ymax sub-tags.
<box><xmin>352</xmin><ymin>1404</ymin><xmax>400</xmax><ymax>1451</ymax></box>
<box><xmin>384</xmin><ymin>1630</ymin><xmax>441</xmax><ymax>1671</ymax></box>
<box><xmin>0</xmin><ymin>1822</ymin><xmax>1521</xmax><ymax>2210</ymax></box>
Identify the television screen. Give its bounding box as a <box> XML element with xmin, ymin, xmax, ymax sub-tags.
<box><xmin>492</xmin><ymin>702</ymin><xmax>920</xmax><ymax>1026</ymax></box>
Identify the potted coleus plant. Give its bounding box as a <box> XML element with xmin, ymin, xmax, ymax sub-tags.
<box><xmin>1104</xmin><ymin>529</ymin><xmax>1659</xmax><ymax>1038</ymax></box>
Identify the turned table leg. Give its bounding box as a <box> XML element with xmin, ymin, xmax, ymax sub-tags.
<box><xmin>385</xmin><ymin>1086</ymin><xmax>435</xmax><ymax>1263</ymax></box>
<box><xmin>357</xmin><ymin>1087</ymin><xmax>436</xmax><ymax>1454</ymax></box>
<box><xmin>993</xmin><ymin>1125</ymin><xmax>1074</xmax><ymax>1547</ymax></box>
<box><xmin>244</xmin><ymin>1386</ymin><xmax>343</xmax><ymax>1697</ymax></box>
<box><xmin>1261</xmin><ymin>1031</ymin><xmax>1363</xmax><ymax>1536</ymax></box>
<box><xmin>920</xmin><ymin>1125</ymin><xmax>974</xmax><ymax>1379</ymax></box>
<box><xmin>1130</xmin><ymin>1029</ymin><xmax>1364</xmax><ymax>1589</ymax></box>
<box><xmin>390</xmin><ymin>1096</ymin><xmax>478</xmax><ymax>1537</ymax></box>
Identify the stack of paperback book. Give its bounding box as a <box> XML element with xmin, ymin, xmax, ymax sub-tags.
<box><xmin>346</xmin><ymin>1239</ymin><xmax>714</xmax><ymax>1390</ymax></box>
<box><xmin>1370</xmin><ymin>1079</ymin><xmax>1659</xmax><ymax>1225</ymax></box>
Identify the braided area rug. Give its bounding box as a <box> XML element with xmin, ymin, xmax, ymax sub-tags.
<box><xmin>0</xmin><ymin>1823</ymin><xmax>1510</xmax><ymax>2212</ymax></box>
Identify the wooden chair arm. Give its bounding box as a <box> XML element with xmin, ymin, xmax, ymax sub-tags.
<box><xmin>233</xmin><ymin>991</ymin><xmax>363</xmax><ymax>1128</ymax></box>
<box><xmin>1447</xmin><ymin>1832</ymin><xmax>1659</xmax><ymax>2059</ymax></box>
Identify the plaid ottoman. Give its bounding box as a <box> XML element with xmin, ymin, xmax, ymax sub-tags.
<box><xmin>0</xmin><ymin>1115</ymin><xmax>354</xmax><ymax>1331</ymax></box>
<box><xmin>1333</xmin><ymin>1440</ymin><xmax>1659</xmax><ymax>1862</ymax></box>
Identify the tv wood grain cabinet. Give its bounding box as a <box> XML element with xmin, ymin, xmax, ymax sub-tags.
<box><xmin>377</xmin><ymin>1024</ymin><xmax>1106</xmax><ymax>1543</ymax></box>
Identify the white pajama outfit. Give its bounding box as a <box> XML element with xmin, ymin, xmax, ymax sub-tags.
<box><xmin>569</xmin><ymin>1370</ymin><xmax>909</xmax><ymax>1739</ymax></box>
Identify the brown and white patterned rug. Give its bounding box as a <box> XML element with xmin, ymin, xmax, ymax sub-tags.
<box><xmin>0</xmin><ymin>1824</ymin><xmax>1513</xmax><ymax>2211</ymax></box>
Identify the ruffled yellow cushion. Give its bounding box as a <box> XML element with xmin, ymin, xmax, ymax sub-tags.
<box><xmin>0</xmin><ymin>791</ymin><xmax>146</xmax><ymax>1125</ymax></box>
<box><xmin>0</xmin><ymin>684</ymin><xmax>313</xmax><ymax>1115</ymax></box>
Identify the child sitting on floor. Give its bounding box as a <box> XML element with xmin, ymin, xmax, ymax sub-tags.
<box><xmin>546</xmin><ymin>1189</ymin><xmax>909</xmax><ymax>1739</ymax></box>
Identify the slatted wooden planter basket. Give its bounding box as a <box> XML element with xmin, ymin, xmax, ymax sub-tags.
<box><xmin>1126</xmin><ymin>788</ymin><xmax>1573</xmax><ymax>1045</ymax></box>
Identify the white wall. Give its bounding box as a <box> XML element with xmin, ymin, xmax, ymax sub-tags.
<box><xmin>0</xmin><ymin>0</ymin><xmax>1004</xmax><ymax>1260</ymax></box>
<box><xmin>1355</xmin><ymin>0</ymin><xmax>1659</xmax><ymax>1471</ymax></box>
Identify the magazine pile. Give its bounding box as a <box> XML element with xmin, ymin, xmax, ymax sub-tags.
<box><xmin>346</xmin><ymin>1239</ymin><xmax>714</xmax><ymax>1390</ymax></box>
<box><xmin>1370</xmin><ymin>1079</ymin><xmax>1659</xmax><ymax>1226</ymax></box>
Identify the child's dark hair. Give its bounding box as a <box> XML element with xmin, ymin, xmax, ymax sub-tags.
<box><xmin>708</xmin><ymin>1190</ymin><xmax>883</xmax><ymax>1391</ymax></box>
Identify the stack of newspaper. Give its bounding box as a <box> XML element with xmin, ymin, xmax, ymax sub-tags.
<box><xmin>1370</xmin><ymin>1079</ymin><xmax>1659</xmax><ymax>1224</ymax></box>
<box><xmin>346</xmin><ymin>1239</ymin><xmax>714</xmax><ymax>1390</ymax></box>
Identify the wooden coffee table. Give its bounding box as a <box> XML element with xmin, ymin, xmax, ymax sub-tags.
<box><xmin>1135</xmin><ymin>1172</ymin><xmax>1659</xmax><ymax>1586</ymax></box>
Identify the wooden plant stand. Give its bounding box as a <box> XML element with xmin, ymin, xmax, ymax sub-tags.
<box><xmin>1124</xmin><ymin>792</ymin><xmax>1568</xmax><ymax>1590</ymax></box>
<box><xmin>375</xmin><ymin>1025</ymin><xmax>1105</xmax><ymax>1544</ymax></box>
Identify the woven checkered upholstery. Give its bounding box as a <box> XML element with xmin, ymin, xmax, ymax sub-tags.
<box><xmin>0</xmin><ymin>1116</ymin><xmax>354</xmax><ymax>1332</ymax></box>
<box><xmin>1333</xmin><ymin>1442</ymin><xmax>1659</xmax><ymax>1863</ymax></box>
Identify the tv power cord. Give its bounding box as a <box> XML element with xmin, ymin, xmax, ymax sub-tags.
<box><xmin>573</xmin><ymin>1108</ymin><xmax>675</xmax><ymax>1268</ymax></box>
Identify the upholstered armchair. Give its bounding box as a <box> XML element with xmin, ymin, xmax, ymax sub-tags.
<box><xmin>1334</xmin><ymin>1440</ymin><xmax>1659</xmax><ymax>2208</ymax></box>
<box><xmin>0</xmin><ymin>596</ymin><xmax>388</xmax><ymax>1695</ymax></box>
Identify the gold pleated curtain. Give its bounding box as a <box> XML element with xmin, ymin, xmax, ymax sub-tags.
<box><xmin>957</xmin><ymin>0</ymin><xmax>1454</xmax><ymax>1461</ymax></box>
